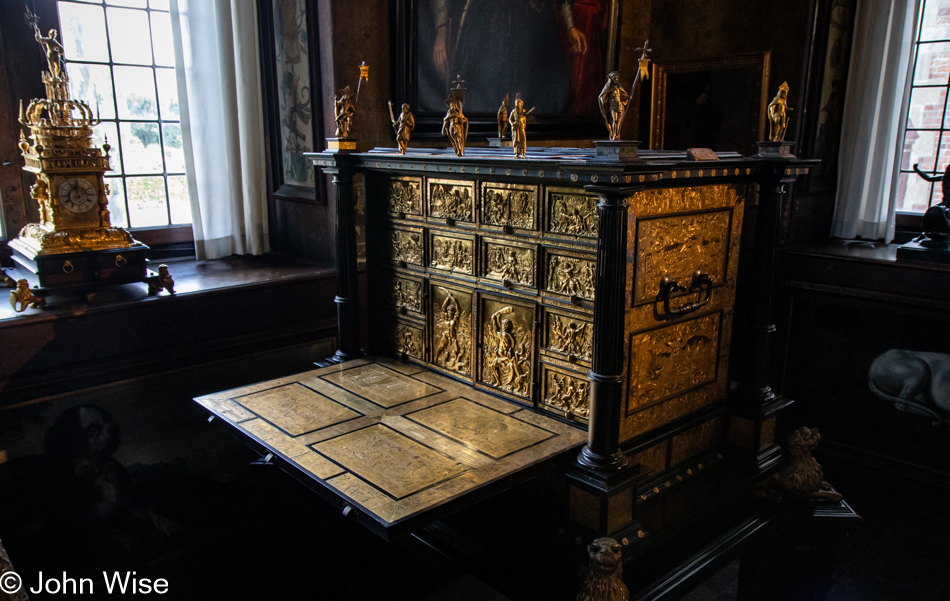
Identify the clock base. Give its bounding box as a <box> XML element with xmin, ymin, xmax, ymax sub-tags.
<box><xmin>10</xmin><ymin>241</ymin><xmax>153</xmax><ymax>290</ymax></box>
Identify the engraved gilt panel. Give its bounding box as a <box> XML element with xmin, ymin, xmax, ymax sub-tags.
<box><xmin>633</xmin><ymin>209</ymin><xmax>731</xmax><ymax>305</ymax></box>
<box><xmin>428</xmin><ymin>179</ymin><xmax>474</xmax><ymax>222</ymax></box>
<box><xmin>388</xmin><ymin>228</ymin><xmax>424</xmax><ymax>265</ymax></box>
<box><xmin>541</xmin><ymin>368</ymin><xmax>590</xmax><ymax>419</ymax></box>
<box><xmin>546</xmin><ymin>189</ymin><xmax>599</xmax><ymax>237</ymax></box>
<box><xmin>387</xmin><ymin>273</ymin><xmax>423</xmax><ymax>314</ymax></box>
<box><xmin>431</xmin><ymin>285</ymin><xmax>473</xmax><ymax>376</ymax></box>
<box><xmin>481</xmin><ymin>183</ymin><xmax>537</xmax><ymax>230</ymax></box>
<box><xmin>389</xmin><ymin>321</ymin><xmax>424</xmax><ymax>360</ymax></box>
<box><xmin>627</xmin><ymin>312</ymin><xmax>721</xmax><ymax>411</ymax></box>
<box><xmin>545</xmin><ymin>311</ymin><xmax>592</xmax><ymax>361</ymax></box>
<box><xmin>386</xmin><ymin>176</ymin><xmax>423</xmax><ymax>215</ymax></box>
<box><xmin>483</xmin><ymin>240</ymin><xmax>536</xmax><ymax>287</ymax></box>
<box><xmin>480</xmin><ymin>297</ymin><xmax>535</xmax><ymax>399</ymax></box>
<box><xmin>546</xmin><ymin>253</ymin><xmax>596</xmax><ymax>300</ymax></box>
<box><xmin>430</xmin><ymin>232</ymin><xmax>474</xmax><ymax>275</ymax></box>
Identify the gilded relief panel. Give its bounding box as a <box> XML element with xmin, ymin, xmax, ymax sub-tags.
<box><xmin>482</xmin><ymin>238</ymin><xmax>536</xmax><ymax>287</ymax></box>
<box><xmin>543</xmin><ymin>309</ymin><xmax>593</xmax><ymax>362</ymax></box>
<box><xmin>481</xmin><ymin>183</ymin><xmax>537</xmax><ymax>230</ymax></box>
<box><xmin>540</xmin><ymin>365</ymin><xmax>590</xmax><ymax>420</ymax></box>
<box><xmin>479</xmin><ymin>296</ymin><xmax>535</xmax><ymax>399</ymax></box>
<box><xmin>387</xmin><ymin>227</ymin><xmax>424</xmax><ymax>266</ymax></box>
<box><xmin>429</xmin><ymin>231</ymin><xmax>474</xmax><ymax>275</ymax></box>
<box><xmin>633</xmin><ymin>209</ymin><xmax>731</xmax><ymax>305</ymax></box>
<box><xmin>629</xmin><ymin>184</ymin><xmax>743</xmax><ymax>218</ymax></box>
<box><xmin>430</xmin><ymin>284</ymin><xmax>474</xmax><ymax>377</ymax></box>
<box><xmin>545</xmin><ymin>252</ymin><xmax>596</xmax><ymax>300</ymax></box>
<box><xmin>386</xmin><ymin>176</ymin><xmax>423</xmax><ymax>216</ymax></box>
<box><xmin>626</xmin><ymin>312</ymin><xmax>722</xmax><ymax>412</ymax></box>
<box><xmin>388</xmin><ymin>320</ymin><xmax>424</xmax><ymax>360</ymax></box>
<box><xmin>545</xmin><ymin>187</ymin><xmax>599</xmax><ymax>238</ymax></box>
<box><xmin>385</xmin><ymin>272</ymin><xmax>424</xmax><ymax>315</ymax></box>
<box><xmin>428</xmin><ymin>178</ymin><xmax>475</xmax><ymax>222</ymax></box>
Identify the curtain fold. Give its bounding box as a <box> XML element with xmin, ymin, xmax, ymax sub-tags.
<box><xmin>832</xmin><ymin>0</ymin><xmax>920</xmax><ymax>242</ymax></box>
<box><xmin>170</xmin><ymin>0</ymin><xmax>269</xmax><ymax>259</ymax></box>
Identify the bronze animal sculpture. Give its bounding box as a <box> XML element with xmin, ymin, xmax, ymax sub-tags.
<box><xmin>9</xmin><ymin>279</ymin><xmax>44</xmax><ymax>312</ymax></box>
<box><xmin>577</xmin><ymin>537</ymin><xmax>629</xmax><ymax>601</ymax></box>
<box><xmin>148</xmin><ymin>264</ymin><xmax>175</xmax><ymax>295</ymax></box>
<box><xmin>911</xmin><ymin>164</ymin><xmax>950</xmax><ymax>247</ymax></box>
<box><xmin>758</xmin><ymin>427</ymin><xmax>842</xmax><ymax>503</ymax></box>
<box><xmin>869</xmin><ymin>348</ymin><xmax>950</xmax><ymax>426</ymax></box>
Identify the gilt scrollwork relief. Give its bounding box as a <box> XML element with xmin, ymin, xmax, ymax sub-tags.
<box><xmin>429</xmin><ymin>180</ymin><xmax>474</xmax><ymax>221</ymax></box>
<box><xmin>628</xmin><ymin>313</ymin><xmax>721</xmax><ymax>408</ymax></box>
<box><xmin>546</xmin><ymin>254</ymin><xmax>595</xmax><ymax>299</ymax></box>
<box><xmin>386</xmin><ymin>178</ymin><xmax>422</xmax><ymax>215</ymax></box>
<box><xmin>432</xmin><ymin>287</ymin><xmax>472</xmax><ymax>375</ymax></box>
<box><xmin>543</xmin><ymin>370</ymin><xmax>590</xmax><ymax>418</ymax></box>
<box><xmin>482</xmin><ymin>185</ymin><xmax>536</xmax><ymax>229</ymax></box>
<box><xmin>390</xmin><ymin>322</ymin><xmax>423</xmax><ymax>359</ymax></box>
<box><xmin>484</xmin><ymin>243</ymin><xmax>535</xmax><ymax>286</ymax></box>
<box><xmin>547</xmin><ymin>313</ymin><xmax>592</xmax><ymax>360</ymax></box>
<box><xmin>430</xmin><ymin>234</ymin><xmax>473</xmax><ymax>274</ymax></box>
<box><xmin>389</xmin><ymin>229</ymin><xmax>423</xmax><ymax>265</ymax></box>
<box><xmin>548</xmin><ymin>192</ymin><xmax>599</xmax><ymax>237</ymax></box>
<box><xmin>388</xmin><ymin>275</ymin><xmax>423</xmax><ymax>313</ymax></box>
<box><xmin>481</xmin><ymin>301</ymin><xmax>533</xmax><ymax>397</ymax></box>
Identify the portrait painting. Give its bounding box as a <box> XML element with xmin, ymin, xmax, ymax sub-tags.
<box><xmin>650</xmin><ymin>53</ymin><xmax>771</xmax><ymax>156</ymax></box>
<box><xmin>396</xmin><ymin>0</ymin><xmax>621</xmax><ymax>138</ymax></box>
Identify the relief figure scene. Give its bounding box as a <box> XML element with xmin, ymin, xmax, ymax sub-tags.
<box><xmin>387</xmin><ymin>178</ymin><xmax>422</xmax><ymax>215</ymax></box>
<box><xmin>430</xmin><ymin>182</ymin><xmax>474</xmax><ymax>221</ymax></box>
<box><xmin>485</xmin><ymin>244</ymin><xmax>535</xmax><ymax>286</ymax></box>
<box><xmin>483</xmin><ymin>187</ymin><xmax>536</xmax><ymax>229</ymax></box>
<box><xmin>431</xmin><ymin>235</ymin><xmax>474</xmax><ymax>274</ymax></box>
<box><xmin>432</xmin><ymin>287</ymin><xmax>472</xmax><ymax>375</ymax></box>
<box><xmin>390</xmin><ymin>323</ymin><xmax>424</xmax><ymax>358</ymax></box>
<box><xmin>389</xmin><ymin>276</ymin><xmax>423</xmax><ymax>313</ymax></box>
<box><xmin>389</xmin><ymin>229</ymin><xmax>424</xmax><ymax>264</ymax></box>
<box><xmin>481</xmin><ymin>301</ymin><xmax>533</xmax><ymax>397</ymax></box>
<box><xmin>548</xmin><ymin>193</ymin><xmax>598</xmax><ymax>237</ymax></box>
<box><xmin>544</xmin><ymin>370</ymin><xmax>590</xmax><ymax>418</ymax></box>
<box><xmin>548</xmin><ymin>314</ymin><xmax>592</xmax><ymax>361</ymax></box>
<box><xmin>546</xmin><ymin>254</ymin><xmax>596</xmax><ymax>299</ymax></box>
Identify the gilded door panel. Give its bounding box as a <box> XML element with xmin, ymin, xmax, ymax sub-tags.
<box><xmin>429</xmin><ymin>230</ymin><xmax>475</xmax><ymax>276</ymax></box>
<box><xmin>541</xmin><ymin>307</ymin><xmax>592</xmax><ymax>364</ymax></box>
<box><xmin>478</xmin><ymin>294</ymin><xmax>536</xmax><ymax>401</ymax></box>
<box><xmin>539</xmin><ymin>363</ymin><xmax>590</xmax><ymax>421</ymax></box>
<box><xmin>544</xmin><ymin>187</ymin><xmax>599</xmax><ymax>238</ymax></box>
<box><xmin>481</xmin><ymin>237</ymin><xmax>537</xmax><ymax>288</ymax></box>
<box><xmin>384</xmin><ymin>272</ymin><xmax>424</xmax><ymax>316</ymax></box>
<box><xmin>428</xmin><ymin>178</ymin><xmax>475</xmax><ymax>223</ymax></box>
<box><xmin>388</xmin><ymin>318</ymin><xmax>425</xmax><ymax>361</ymax></box>
<box><xmin>544</xmin><ymin>250</ymin><xmax>596</xmax><ymax>301</ymax></box>
<box><xmin>387</xmin><ymin>226</ymin><xmax>425</xmax><ymax>267</ymax></box>
<box><xmin>430</xmin><ymin>282</ymin><xmax>474</xmax><ymax>378</ymax></box>
<box><xmin>386</xmin><ymin>176</ymin><xmax>423</xmax><ymax>217</ymax></box>
<box><xmin>626</xmin><ymin>311</ymin><xmax>722</xmax><ymax>414</ymax></box>
<box><xmin>480</xmin><ymin>182</ymin><xmax>538</xmax><ymax>231</ymax></box>
<box><xmin>632</xmin><ymin>209</ymin><xmax>731</xmax><ymax>306</ymax></box>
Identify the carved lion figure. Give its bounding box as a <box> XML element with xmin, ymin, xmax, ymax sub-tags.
<box><xmin>759</xmin><ymin>427</ymin><xmax>842</xmax><ymax>503</ymax></box>
<box><xmin>578</xmin><ymin>537</ymin><xmax>629</xmax><ymax>601</ymax></box>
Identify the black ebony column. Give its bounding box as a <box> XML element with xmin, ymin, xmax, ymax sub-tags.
<box><xmin>323</xmin><ymin>153</ymin><xmax>363</xmax><ymax>362</ymax></box>
<box><xmin>577</xmin><ymin>185</ymin><xmax>641</xmax><ymax>473</ymax></box>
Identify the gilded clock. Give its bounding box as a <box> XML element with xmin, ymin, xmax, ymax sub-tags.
<box><xmin>58</xmin><ymin>177</ymin><xmax>98</xmax><ymax>214</ymax></box>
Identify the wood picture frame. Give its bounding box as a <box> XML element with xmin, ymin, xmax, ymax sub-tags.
<box><xmin>391</xmin><ymin>0</ymin><xmax>623</xmax><ymax>140</ymax></box>
<box><xmin>650</xmin><ymin>53</ymin><xmax>771</xmax><ymax>156</ymax></box>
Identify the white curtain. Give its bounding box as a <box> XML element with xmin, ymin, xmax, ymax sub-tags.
<box><xmin>832</xmin><ymin>0</ymin><xmax>920</xmax><ymax>241</ymax></box>
<box><xmin>170</xmin><ymin>0</ymin><xmax>269</xmax><ymax>259</ymax></box>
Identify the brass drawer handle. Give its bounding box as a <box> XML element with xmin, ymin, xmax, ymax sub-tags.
<box><xmin>115</xmin><ymin>254</ymin><xmax>127</xmax><ymax>268</ymax></box>
<box><xmin>62</xmin><ymin>260</ymin><xmax>74</xmax><ymax>274</ymax></box>
<box><xmin>656</xmin><ymin>270</ymin><xmax>713</xmax><ymax>317</ymax></box>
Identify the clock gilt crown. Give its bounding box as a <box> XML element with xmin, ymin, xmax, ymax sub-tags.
<box><xmin>11</xmin><ymin>10</ymin><xmax>136</xmax><ymax>256</ymax></box>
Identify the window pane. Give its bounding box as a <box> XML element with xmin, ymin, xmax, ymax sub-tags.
<box><xmin>58</xmin><ymin>2</ymin><xmax>110</xmax><ymax>63</ymax></box>
<box><xmin>162</xmin><ymin>123</ymin><xmax>185</xmax><ymax>172</ymax></box>
<box><xmin>107</xmin><ymin>7</ymin><xmax>153</xmax><ymax>65</ymax></box>
<box><xmin>167</xmin><ymin>175</ymin><xmax>192</xmax><ymax>224</ymax></box>
<box><xmin>67</xmin><ymin>63</ymin><xmax>116</xmax><ymax>119</ymax></box>
<box><xmin>150</xmin><ymin>11</ymin><xmax>175</xmax><ymax>67</ymax></box>
<box><xmin>902</xmin><ymin>129</ymin><xmax>940</xmax><ymax>171</ymax></box>
<box><xmin>907</xmin><ymin>86</ymin><xmax>947</xmax><ymax>129</ymax></box>
<box><xmin>150</xmin><ymin>0</ymin><xmax>170</xmax><ymax>9</ymax></box>
<box><xmin>126</xmin><ymin>176</ymin><xmax>169</xmax><ymax>226</ymax></box>
<box><xmin>106</xmin><ymin>0</ymin><xmax>147</xmax><ymax>9</ymax></box>
<box><xmin>93</xmin><ymin>121</ymin><xmax>122</xmax><ymax>174</ymax></box>
<box><xmin>113</xmin><ymin>66</ymin><xmax>158</xmax><ymax>119</ymax></box>
<box><xmin>120</xmin><ymin>122</ymin><xmax>163</xmax><ymax>173</ymax></box>
<box><xmin>913</xmin><ymin>42</ymin><xmax>950</xmax><ymax>86</ymax></box>
<box><xmin>155</xmin><ymin>68</ymin><xmax>180</xmax><ymax>120</ymax></box>
<box><xmin>105</xmin><ymin>177</ymin><xmax>128</xmax><ymax>227</ymax></box>
<box><xmin>919</xmin><ymin>0</ymin><xmax>950</xmax><ymax>42</ymax></box>
<box><xmin>895</xmin><ymin>172</ymin><xmax>935</xmax><ymax>213</ymax></box>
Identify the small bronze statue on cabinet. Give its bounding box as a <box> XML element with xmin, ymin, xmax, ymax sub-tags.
<box><xmin>757</xmin><ymin>427</ymin><xmax>843</xmax><ymax>503</ymax></box>
<box><xmin>508</xmin><ymin>96</ymin><xmax>534</xmax><ymax>159</ymax></box>
<box><xmin>598</xmin><ymin>72</ymin><xmax>629</xmax><ymax>141</ymax></box>
<box><xmin>577</xmin><ymin>537</ymin><xmax>629</xmax><ymax>601</ymax></box>
<box><xmin>334</xmin><ymin>86</ymin><xmax>356</xmax><ymax>139</ymax></box>
<box><xmin>443</xmin><ymin>88</ymin><xmax>469</xmax><ymax>156</ymax></box>
<box><xmin>9</xmin><ymin>279</ymin><xmax>45</xmax><ymax>312</ymax></box>
<box><xmin>388</xmin><ymin>101</ymin><xmax>415</xmax><ymax>154</ymax></box>
<box><xmin>497</xmin><ymin>94</ymin><xmax>509</xmax><ymax>139</ymax></box>
<box><xmin>768</xmin><ymin>81</ymin><xmax>792</xmax><ymax>142</ymax></box>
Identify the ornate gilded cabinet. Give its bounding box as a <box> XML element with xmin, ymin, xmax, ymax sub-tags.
<box><xmin>306</xmin><ymin>147</ymin><xmax>812</xmax><ymax>538</ymax></box>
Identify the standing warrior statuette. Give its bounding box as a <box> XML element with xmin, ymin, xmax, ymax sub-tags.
<box><xmin>768</xmin><ymin>81</ymin><xmax>792</xmax><ymax>142</ymax></box>
<box><xmin>389</xmin><ymin>101</ymin><xmax>415</xmax><ymax>154</ymax></box>
<box><xmin>497</xmin><ymin>94</ymin><xmax>509</xmax><ymax>139</ymax></box>
<box><xmin>508</xmin><ymin>97</ymin><xmax>535</xmax><ymax>159</ymax></box>
<box><xmin>443</xmin><ymin>88</ymin><xmax>469</xmax><ymax>156</ymax></box>
<box><xmin>334</xmin><ymin>85</ymin><xmax>356</xmax><ymax>139</ymax></box>
<box><xmin>598</xmin><ymin>41</ymin><xmax>651</xmax><ymax>141</ymax></box>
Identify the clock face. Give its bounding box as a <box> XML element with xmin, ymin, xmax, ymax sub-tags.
<box><xmin>58</xmin><ymin>178</ymin><xmax>98</xmax><ymax>214</ymax></box>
